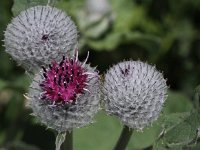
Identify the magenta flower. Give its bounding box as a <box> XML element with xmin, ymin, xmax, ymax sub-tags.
<box><xmin>40</xmin><ymin>55</ymin><xmax>88</xmax><ymax>103</ymax></box>
<box><xmin>28</xmin><ymin>52</ymin><xmax>100</xmax><ymax>132</ymax></box>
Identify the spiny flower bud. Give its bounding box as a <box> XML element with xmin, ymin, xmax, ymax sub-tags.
<box><xmin>4</xmin><ymin>5</ymin><xmax>77</xmax><ymax>72</ymax></box>
<box><xmin>103</xmin><ymin>60</ymin><xmax>168</xmax><ymax>130</ymax></box>
<box><xmin>27</xmin><ymin>52</ymin><xmax>100</xmax><ymax>132</ymax></box>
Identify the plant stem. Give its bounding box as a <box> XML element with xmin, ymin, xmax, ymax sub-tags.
<box><xmin>61</xmin><ymin>130</ymin><xmax>73</xmax><ymax>150</ymax></box>
<box><xmin>114</xmin><ymin>125</ymin><xmax>133</xmax><ymax>150</ymax></box>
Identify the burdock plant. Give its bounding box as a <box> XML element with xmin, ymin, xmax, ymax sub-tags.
<box><xmin>3</xmin><ymin>2</ymin><xmax>170</xmax><ymax>150</ymax></box>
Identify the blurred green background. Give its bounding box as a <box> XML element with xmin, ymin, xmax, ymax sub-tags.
<box><xmin>0</xmin><ymin>0</ymin><xmax>200</xmax><ymax>149</ymax></box>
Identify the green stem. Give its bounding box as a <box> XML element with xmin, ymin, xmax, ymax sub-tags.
<box><xmin>61</xmin><ymin>130</ymin><xmax>73</xmax><ymax>150</ymax></box>
<box><xmin>114</xmin><ymin>125</ymin><xmax>133</xmax><ymax>150</ymax></box>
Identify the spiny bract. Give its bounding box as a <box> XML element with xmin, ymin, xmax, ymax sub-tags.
<box><xmin>103</xmin><ymin>60</ymin><xmax>168</xmax><ymax>130</ymax></box>
<box><xmin>4</xmin><ymin>5</ymin><xmax>77</xmax><ymax>72</ymax></box>
<box><xmin>28</xmin><ymin>52</ymin><xmax>100</xmax><ymax>132</ymax></box>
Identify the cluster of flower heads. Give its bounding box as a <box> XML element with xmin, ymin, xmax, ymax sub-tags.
<box><xmin>4</xmin><ymin>5</ymin><xmax>100</xmax><ymax>132</ymax></box>
<box><xmin>4</xmin><ymin>5</ymin><xmax>168</xmax><ymax>132</ymax></box>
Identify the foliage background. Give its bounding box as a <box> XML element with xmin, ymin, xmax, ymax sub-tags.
<box><xmin>0</xmin><ymin>0</ymin><xmax>200</xmax><ymax>149</ymax></box>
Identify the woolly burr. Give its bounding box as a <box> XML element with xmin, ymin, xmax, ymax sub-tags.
<box><xmin>103</xmin><ymin>60</ymin><xmax>168</xmax><ymax>130</ymax></box>
<box><xmin>4</xmin><ymin>5</ymin><xmax>78</xmax><ymax>72</ymax></box>
<box><xmin>28</xmin><ymin>52</ymin><xmax>100</xmax><ymax>132</ymax></box>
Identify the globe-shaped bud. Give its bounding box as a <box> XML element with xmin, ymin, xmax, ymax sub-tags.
<box><xmin>103</xmin><ymin>60</ymin><xmax>168</xmax><ymax>130</ymax></box>
<box><xmin>4</xmin><ymin>5</ymin><xmax>77</xmax><ymax>72</ymax></box>
<box><xmin>27</xmin><ymin>52</ymin><xmax>100</xmax><ymax>132</ymax></box>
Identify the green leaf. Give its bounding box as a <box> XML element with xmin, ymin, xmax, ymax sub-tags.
<box><xmin>153</xmin><ymin>88</ymin><xmax>200</xmax><ymax>149</ymax></box>
<box><xmin>128</xmin><ymin>121</ymin><xmax>162</xmax><ymax>149</ymax></box>
<box><xmin>163</xmin><ymin>90</ymin><xmax>193</xmax><ymax>114</ymax></box>
<box><xmin>74</xmin><ymin>111</ymin><xmax>122</xmax><ymax>150</ymax></box>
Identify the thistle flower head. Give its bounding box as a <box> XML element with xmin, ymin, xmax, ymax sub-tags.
<box><xmin>4</xmin><ymin>5</ymin><xmax>77</xmax><ymax>72</ymax></box>
<box><xmin>103</xmin><ymin>60</ymin><xmax>168</xmax><ymax>130</ymax></box>
<box><xmin>28</xmin><ymin>52</ymin><xmax>100</xmax><ymax>132</ymax></box>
